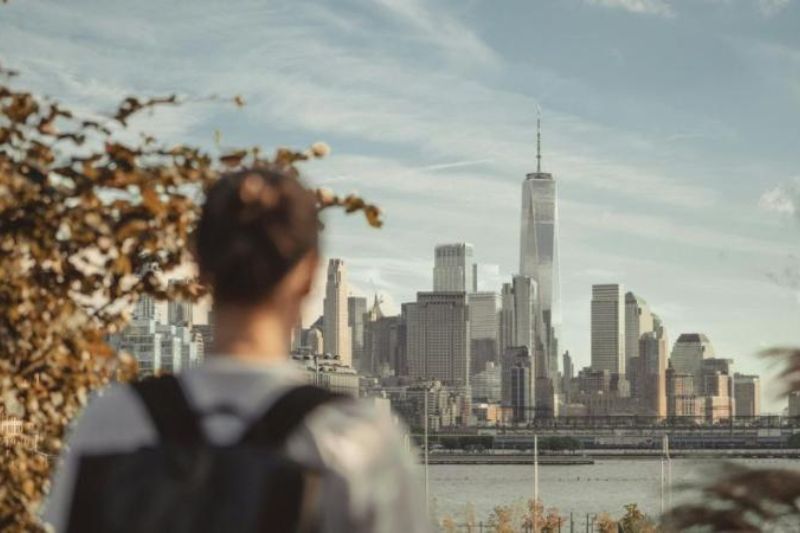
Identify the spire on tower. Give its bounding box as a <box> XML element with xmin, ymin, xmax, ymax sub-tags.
<box><xmin>536</xmin><ymin>105</ymin><xmax>542</xmax><ymax>174</ymax></box>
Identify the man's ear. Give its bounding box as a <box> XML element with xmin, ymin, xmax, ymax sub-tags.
<box><xmin>292</xmin><ymin>250</ymin><xmax>319</xmax><ymax>297</ymax></box>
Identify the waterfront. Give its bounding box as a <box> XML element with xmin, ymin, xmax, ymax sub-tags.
<box><xmin>429</xmin><ymin>458</ymin><xmax>800</xmax><ymax>523</ymax></box>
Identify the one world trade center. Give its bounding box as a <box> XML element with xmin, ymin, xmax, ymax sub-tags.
<box><xmin>518</xmin><ymin>115</ymin><xmax>560</xmax><ymax>380</ymax></box>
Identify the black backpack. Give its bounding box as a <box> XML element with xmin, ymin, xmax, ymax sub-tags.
<box><xmin>66</xmin><ymin>374</ymin><xmax>344</xmax><ymax>533</ymax></box>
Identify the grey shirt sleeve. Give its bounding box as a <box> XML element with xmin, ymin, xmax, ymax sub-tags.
<box><xmin>290</xmin><ymin>401</ymin><xmax>433</xmax><ymax>533</ymax></box>
<box><xmin>41</xmin><ymin>384</ymin><xmax>156</xmax><ymax>532</ymax></box>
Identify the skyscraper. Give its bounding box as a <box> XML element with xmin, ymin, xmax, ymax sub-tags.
<box><xmin>638</xmin><ymin>328</ymin><xmax>668</xmax><ymax>419</ymax></box>
<box><xmin>348</xmin><ymin>296</ymin><xmax>367</xmax><ymax>371</ymax></box>
<box><xmin>498</xmin><ymin>282</ymin><xmax>516</xmax><ymax>358</ymax></box>
<box><xmin>671</xmin><ymin>333</ymin><xmax>715</xmax><ymax>392</ymax></box>
<box><xmin>502</xmin><ymin>346</ymin><xmax>535</xmax><ymax>424</ymax></box>
<box><xmin>624</xmin><ymin>292</ymin><xmax>653</xmax><ymax>363</ymax></box>
<box><xmin>469</xmin><ymin>291</ymin><xmax>500</xmax><ymax>374</ymax></box>
<box><xmin>323</xmin><ymin>259</ymin><xmax>352</xmax><ymax>367</ymax></box>
<box><xmin>433</xmin><ymin>243</ymin><xmax>474</xmax><ymax>292</ymax></box>
<box><xmin>734</xmin><ymin>373</ymin><xmax>761</xmax><ymax>418</ymax></box>
<box><xmin>167</xmin><ymin>280</ymin><xmax>194</xmax><ymax>327</ymax></box>
<box><xmin>518</xmin><ymin>116</ymin><xmax>560</xmax><ymax>377</ymax></box>
<box><xmin>591</xmin><ymin>284</ymin><xmax>626</xmax><ymax>375</ymax></box>
<box><xmin>406</xmin><ymin>292</ymin><xmax>470</xmax><ymax>387</ymax></box>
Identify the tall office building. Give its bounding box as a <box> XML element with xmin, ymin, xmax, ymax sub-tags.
<box><xmin>498</xmin><ymin>282</ymin><xmax>516</xmax><ymax>358</ymax></box>
<box><xmin>323</xmin><ymin>259</ymin><xmax>352</xmax><ymax>367</ymax></box>
<box><xmin>734</xmin><ymin>373</ymin><xmax>761</xmax><ymax>418</ymax></box>
<box><xmin>406</xmin><ymin>292</ymin><xmax>470</xmax><ymax>387</ymax></box>
<box><xmin>591</xmin><ymin>284</ymin><xmax>626</xmax><ymax>375</ymax></box>
<box><xmin>638</xmin><ymin>329</ymin><xmax>668</xmax><ymax>418</ymax></box>
<box><xmin>433</xmin><ymin>243</ymin><xmax>474</xmax><ymax>292</ymax></box>
<box><xmin>469</xmin><ymin>292</ymin><xmax>500</xmax><ymax>375</ymax></box>
<box><xmin>624</xmin><ymin>292</ymin><xmax>653</xmax><ymax>364</ymax></box>
<box><xmin>347</xmin><ymin>296</ymin><xmax>367</xmax><ymax>371</ymax></box>
<box><xmin>671</xmin><ymin>333</ymin><xmax>715</xmax><ymax>392</ymax></box>
<box><xmin>363</xmin><ymin>296</ymin><xmax>403</xmax><ymax>376</ymax></box>
<box><xmin>502</xmin><ymin>346</ymin><xmax>536</xmax><ymax>424</ymax></box>
<box><xmin>518</xmin><ymin>116</ymin><xmax>560</xmax><ymax>378</ymax></box>
<box><xmin>167</xmin><ymin>280</ymin><xmax>194</xmax><ymax>327</ymax></box>
<box><xmin>512</xmin><ymin>275</ymin><xmax>541</xmax><ymax>362</ymax></box>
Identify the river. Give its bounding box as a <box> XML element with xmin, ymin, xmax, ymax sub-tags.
<box><xmin>428</xmin><ymin>458</ymin><xmax>799</xmax><ymax>525</ymax></box>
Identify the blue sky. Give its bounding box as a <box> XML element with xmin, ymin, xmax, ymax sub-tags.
<box><xmin>2</xmin><ymin>0</ymin><xmax>799</xmax><ymax>409</ymax></box>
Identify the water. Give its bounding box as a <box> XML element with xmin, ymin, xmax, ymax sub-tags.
<box><xmin>429</xmin><ymin>458</ymin><xmax>799</xmax><ymax>524</ymax></box>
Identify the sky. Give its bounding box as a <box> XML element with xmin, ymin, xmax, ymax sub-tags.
<box><xmin>1</xmin><ymin>0</ymin><xmax>799</xmax><ymax>410</ymax></box>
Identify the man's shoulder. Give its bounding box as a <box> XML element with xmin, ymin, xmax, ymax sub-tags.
<box><xmin>67</xmin><ymin>381</ymin><xmax>156</xmax><ymax>451</ymax></box>
<box><xmin>295</xmin><ymin>396</ymin><xmax>414</xmax><ymax>473</ymax></box>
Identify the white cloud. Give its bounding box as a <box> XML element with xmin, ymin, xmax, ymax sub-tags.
<box><xmin>759</xmin><ymin>178</ymin><xmax>800</xmax><ymax>217</ymax></box>
<box><xmin>370</xmin><ymin>0</ymin><xmax>498</xmax><ymax>66</ymax></box>
<box><xmin>585</xmin><ymin>0</ymin><xmax>674</xmax><ymax>17</ymax></box>
<box><xmin>758</xmin><ymin>0</ymin><xmax>792</xmax><ymax>16</ymax></box>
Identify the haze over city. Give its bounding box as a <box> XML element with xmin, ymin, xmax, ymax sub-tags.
<box><xmin>2</xmin><ymin>0</ymin><xmax>798</xmax><ymax>411</ymax></box>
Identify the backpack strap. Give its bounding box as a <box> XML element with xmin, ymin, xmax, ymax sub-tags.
<box><xmin>131</xmin><ymin>374</ymin><xmax>205</xmax><ymax>447</ymax></box>
<box><xmin>240</xmin><ymin>385</ymin><xmax>345</xmax><ymax>448</ymax></box>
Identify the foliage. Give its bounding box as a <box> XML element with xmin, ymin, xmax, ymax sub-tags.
<box><xmin>0</xmin><ymin>62</ymin><xmax>381</xmax><ymax>531</ymax></box>
<box><xmin>619</xmin><ymin>504</ymin><xmax>657</xmax><ymax>533</ymax></box>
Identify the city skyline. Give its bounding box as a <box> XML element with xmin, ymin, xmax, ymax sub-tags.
<box><xmin>3</xmin><ymin>0</ymin><xmax>798</xmax><ymax>411</ymax></box>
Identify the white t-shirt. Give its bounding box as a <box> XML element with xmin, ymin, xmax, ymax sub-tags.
<box><xmin>43</xmin><ymin>356</ymin><xmax>431</xmax><ymax>533</ymax></box>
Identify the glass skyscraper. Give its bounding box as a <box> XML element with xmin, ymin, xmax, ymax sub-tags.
<box><xmin>518</xmin><ymin>125</ymin><xmax>560</xmax><ymax>377</ymax></box>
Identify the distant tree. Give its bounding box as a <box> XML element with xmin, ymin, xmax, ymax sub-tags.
<box><xmin>0</xmin><ymin>61</ymin><xmax>380</xmax><ymax>531</ymax></box>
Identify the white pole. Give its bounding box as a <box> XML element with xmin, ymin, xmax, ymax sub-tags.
<box><xmin>666</xmin><ymin>434</ymin><xmax>672</xmax><ymax>510</ymax></box>
<box><xmin>660</xmin><ymin>435</ymin><xmax>666</xmax><ymax>515</ymax></box>
<box><xmin>534</xmin><ymin>433</ymin><xmax>539</xmax><ymax>532</ymax></box>
<box><xmin>424</xmin><ymin>386</ymin><xmax>430</xmax><ymax>512</ymax></box>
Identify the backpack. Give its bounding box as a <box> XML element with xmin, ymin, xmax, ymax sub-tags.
<box><xmin>66</xmin><ymin>374</ymin><xmax>344</xmax><ymax>533</ymax></box>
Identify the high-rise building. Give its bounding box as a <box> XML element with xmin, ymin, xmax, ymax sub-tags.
<box><xmin>307</xmin><ymin>327</ymin><xmax>323</xmax><ymax>355</ymax></box>
<box><xmin>406</xmin><ymin>292</ymin><xmax>470</xmax><ymax>387</ymax></box>
<box><xmin>469</xmin><ymin>292</ymin><xmax>500</xmax><ymax>375</ymax></box>
<box><xmin>638</xmin><ymin>329</ymin><xmax>668</xmax><ymax>419</ymax></box>
<box><xmin>700</xmin><ymin>358</ymin><xmax>734</xmax><ymax>422</ymax></box>
<box><xmin>734</xmin><ymin>373</ymin><xmax>761</xmax><ymax>418</ymax></box>
<box><xmin>666</xmin><ymin>363</ymin><xmax>700</xmax><ymax>420</ymax></box>
<box><xmin>363</xmin><ymin>296</ymin><xmax>403</xmax><ymax>377</ymax></box>
<box><xmin>348</xmin><ymin>296</ymin><xmax>367</xmax><ymax>371</ymax></box>
<box><xmin>591</xmin><ymin>284</ymin><xmax>626</xmax><ymax>376</ymax></box>
<box><xmin>788</xmin><ymin>391</ymin><xmax>800</xmax><ymax>418</ymax></box>
<box><xmin>498</xmin><ymin>282</ymin><xmax>516</xmax><ymax>358</ymax></box>
<box><xmin>433</xmin><ymin>243</ymin><xmax>474</xmax><ymax>292</ymax></box>
<box><xmin>167</xmin><ymin>280</ymin><xmax>194</xmax><ymax>327</ymax></box>
<box><xmin>624</xmin><ymin>291</ymin><xmax>653</xmax><ymax>365</ymax></box>
<box><xmin>671</xmin><ymin>333</ymin><xmax>715</xmax><ymax>392</ymax></box>
<box><xmin>471</xmin><ymin>361</ymin><xmax>501</xmax><ymax>403</ymax></box>
<box><xmin>513</xmin><ymin>276</ymin><xmax>540</xmax><ymax>363</ymax></box>
<box><xmin>502</xmin><ymin>346</ymin><xmax>535</xmax><ymax>424</ymax></box>
<box><xmin>323</xmin><ymin>259</ymin><xmax>352</xmax><ymax>366</ymax></box>
<box><xmin>519</xmin><ymin>117</ymin><xmax>560</xmax><ymax>379</ymax></box>
<box><xmin>562</xmin><ymin>350</ymin><xmax>574</xmax><ymax>402</ymax></box>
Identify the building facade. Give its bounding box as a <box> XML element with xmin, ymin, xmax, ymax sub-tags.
<box><xmin>591</xmin><ymin>284</ymin><xmax>626</xmax><ymax>376</ymax></box>
<box><xmin>406</xmin><ymin>292</ymin><xmax>470</xmax><ymax>387</ymax></box>
<box><xmin>433</xmin><ymin>243</ymin><xmax>475</xmax><ymax>292</ymax></box>
<box><xmin>347</xmin><ymin>296</ymin><xmax>367</xmax><ymax>371</ymax></box>
<box><xmin>670</xmin><ymin>333</ymin><xmax>715</xmax><ymax>392</ymax></box>
<box><xmin>502</xmin><ymin>346</ymin><xmax>536</xmax><ymax>424</ymax></box>
<box><xmin>469</xmin><ymin>291</ymin><xmax>500</xmax><ymax>375</ymax></box>
<box><xmin>323</xmin><ymin>259</ymin><xmax>352</xmax><ymax>367</ymax></box>
<box><xmin>734</xmin><ymin>373</ymin><xmax>761</xmax><ymax>418</ymax></box>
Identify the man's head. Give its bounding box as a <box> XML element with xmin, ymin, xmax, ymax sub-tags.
<box><xmin>195</xmin><ymin>167</ymin><xmax>319</xmax><ymax>315</ymax></box>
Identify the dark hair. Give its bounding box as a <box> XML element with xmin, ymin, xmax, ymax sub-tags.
<box><xmin>195</xmin><ymin>167</ymin><xmax>319</xmax><ymax>306</ymax></box>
